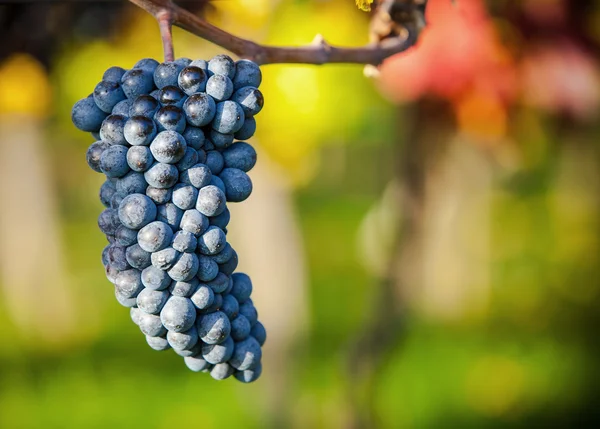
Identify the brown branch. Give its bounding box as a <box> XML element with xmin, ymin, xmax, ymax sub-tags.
<box><xmin>128</xmin><ymin>0</ymin><xmax>427</xmax><ymax>65</ymax></box>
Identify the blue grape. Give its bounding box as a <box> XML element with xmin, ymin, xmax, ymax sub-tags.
<box><xmin>127</xmin><ymin>146</ymin><xmax>154</xmax><ymax>172</ymax></box>
<box><xmin>100</xmin><ymin>145</ymin><xmax>130</xmax><ymax>178</ymax></box>
<box><xmin>173</xmin><ymin>342</ymin><xmax>202</xmax><ymax>357</ymax></box>
<box><xmin>190</xmin><ymin>59</ymin><xmax>208</xmax><ymax>71</ymax></box>
<box><xmin>98</xmin><ymin>208</ymin><xmax>121</xmax><ymax>236</ymax></box>
<box><xmin>102</xmin><ymin>245</ymin><xmax>111</xmax><ymax>267</ymax></box>
<box><xmin>230</xmin><ymin>273</ymin><xmax>252</xmax><ymax>303</ymax></box>
<box><xmin>238</xmin><ymin>298</ymin><xmax>258</xmax><ymax>326</ymax></box>
<box><xmin>250</xmin><ymin>321</ymin><xmax>266</xmax><ymax>346</ymax></box>
<box><xmin>144</xmin><ymin>162</ymin><xmax>179</xmax><ymax>189</ymax></box>
<box><xmin>141</xmin><ymin>265</ymin><xmax>171</xmax><ymax>290</ymax></box>
<box><xmin>106</xmin><ymin>264</ymin><xmax>121</xmax><ymax>284</ymax></box>
<box><xmin>209</xmin><ymin>175</ymin><xmax>226</xmax><ymax>194</ymax></box>
<box><xmin>107</xmin><ymin>246</ymin><xmax>131</xmax><ymax>271</ymax></box>
<box><xmin>176</xmin><ymin>147</ymin><xmax>199</xmax><ymax>172</ymax></box>
<box><xmin>72</xmin><ymin>95</ymin><xmax>108</xmax><ymax>132</ymax></box>
<box><xmin>172</xmin><ymin>184</ymin><xmax>198</xmax><ymax>210</ymax></box>
<box><xmin>115</xmin><ymin>225</ymin><xmax>138</xmax><ymax>246</ymax></box>
<box><xmin>190</xmin><ymin>284</ymin><xmax>214</xmax><ymax>310</ymax></box>
<box><xmin>205</xmin><ymin>150</ymin><xmax>224</xmax><ymax>175</ymax></box>
<box><xmin>126</xmin><ymin>243</ymin><xmax>152</xmax><ymax>269</ymax></box>
<box><xmin>116</xmin><ymin>171</ymin><xmax>147</xmax><ymax>195</ymax></box>
<box><xmin>134</xmin><ymin>58</ymin><xmax>159</xmax><ymax>73</ymax></box>
<box><xmin>178</xmin><ymin>66</ymin><xmax>207</xmax><ymax>95</ymax></box>
<box><xmin>158</xmin><ymin>85</ymin><xmax>186</xmax><ymax>108</ymax></box>
<box><xmin>138</xmin><ymin>312</ymin><xmax>167</xmax><ymax>337</ymax></box>
<box><xmin>169</xmin><ymin>277</ymin><xmax>199</xmax><ymax>297</ymax></box>
<box><xmin>156</xmin><ymin>203</ymin><xmax>183</xmax><ymax>230</ymax></box>
<box><xmin>146</xmin><ymin>186</ymin><xmax>172</xmax><ymax>204</ymax></box>
<box><xmin>154</xmin><ymin>105</ymin><xmax>186</xmax><ymax>133</ymax></box>
<box><xmin>150</xmin><ymin>89</ymin><xmax>160</xmax><ymax>99</ymax></box>
<box><xmin>183</xmin><ymin>93</ymin><xmax>216</xmax><ymax>127</ymax></box>
<box><xmin>234</xmin><ymin>363</ymin><xmax>262</xmax><ymax>383</ymax></box>
<box><xmin>154</xmin><ymin>61</ymin><xmax>185</xmax><ymax>89</ymax></box>
<box><xmin>219</xmin><ymin>249</ymin><xmax>238</xmax><ymax>276</ymax></box>
<box><xmin>94</xmin><ymin>80</ymin><xmax>126</xmax><ymax>113</ymax></box>
<box><xmin>222</xmin><ymin>142</ymin><xmax>257</xmax><ymax>172</ymax></box>
<box><xmin>208</xmin><ymin>203</ymin><xmax>229</xmax><ymax>229</ymax></box>
<box><xmin>121</xmin><ymin>68</ymin><xmax>155</xmax><ymax>99</ymax></box>
<box><xmin>210</xmin><ymin>242</ymin><xmax>233</xmax><ymax>264</ymax></box>
<box><xmin>171</xmin><ymin>230</ymin><xmax>197</xmax><ymax>253</ymax></box>
<box><xmin>204</xmin><ymin>140</ymin><xmax>215</xmax><ymax>151</ymax></box>
<box><xmin>197</xmin><ymin>226</ymin><xmax>226</xmax><ymax>255</ymax></box>
<box><xmin>221</xmin><ymin>294</ymin><xmax>239</xmax><ymax>319</ymax></box>
<box><xmin>115</xmin><ymin>269</ymin><xmax>143</xmax><ymax>298</ymax></box>
<box><xmin>160</xmin><ymin>296</ymin><xmax>196</xmax><ymax>332</ymax></box>
<box><xmin>207</xmin><ymin>272</ymin><xmax>229</xmax><ymax>294</ymax></box>
<box><xmin>206</xmin><ymin>74</ymin><xmax>233</xmax><ymax>102</ymax></box>
<box><xmin>197</xmin><ymin>149</ymin><xmax>207</xmax><ymax>164</ymax></box>
<box><xmin>212</xmin><ymin>101</ymin><xmax>245</xmax><ymax>134</ymax></box>
<box><xmin>229</xmin><ymin>336</ymin><xmax>261</xmax><ymax>370</ymax></box>
<box><xmin>110</xmin><ymin>192</ymin><xmax>127</xmax><ymax>210</ymax></box>
<box><xmin>150</xmin><ymin>130</ymin><xmax>186</xmax><ymax>164</ymax></box>
<box><xmin>137</xmin><ymin>288</ymin><xmax>169</xmax><ymax>314</ymax></box>
<box><xmin>115</xmin><ymin>288</ymin><xmax>138</xmax><ymax>308</ymax></box>
<box><xmin>151</xmin><ymin>247</ymin><xmax>181</xmax><ymax>270</ymax></box>
<box><xmin>112</xmin><ymin>99</ymin><xmax>132</xmax><ymax>117</ymax></box>
<box><xmin>182</xmin><ymin>126</ymin><xmax>205</xmax><ymax>150</ymax></box>
<box><xmin>137</xmin><ymin>220</ymin><xmax>173</xmax><ymax>252</ymax></box>
<box><xmin>130</xmin><ymin>307</ymin><xmax>143</xmax><ymax>325</ymax></box>
<box><xmin>184</xmin><ymin>355</ymin><xmax>210</xmax><ymax>372</ymax></box>
<box><xmin>103</xmin><ymin>66</ymin><xmax>127</xmax><ymax>83</ymax></box>
<box><xmin>202</xmin><ymin>292</ymin><xmax>223</xmax><ymax>314</ymax></box>
<box><xmin>123</xmin><ymin>115</ymin><xmax>157</xmax><ymax>146</ymax></box>
<box><xmin>223</xmin><ymin>275</ymin><xmax>234</xmax><ymax>295</ymax></box>
<box><xmin>167</xmin><ymin>326</ymin><xmax>198</xmax><ymax>350</ymax></box>
<box><xmin>86</xmin><ymin>141</ymin><xmax>109</xmax><ymax>173</ymax></box>
<box><xmin>208</xmin><ymin>129</ymin><xmax>234</xmax><ymax>150</ymax></box>
<box><xmin>230</xmin><ymin>314</ymin><xmax>251</xmax><ymax>341</ymax></box>
<box><xmin>130</xmin><ymin>94</ymin><xmax>159</xmax><ymax>118</ymax></box>
<box><xmin>197</xmin><ymin>311</ymin><xmax>230</xmax><ymax>345</ymax></box>
<box><xmin>196</xmin><ymin>185</ymin><xmax>226</xmax><ymax>217</ymax></box>
<box><xmin>100</xmin><ymin>114</ymin><xmax>128</xmax><ymax>146</ymax></box>
<box><xmin>234</xmin><ymin>116</ymin><xmax>256</xmax><ymax>140</ymax></box>
<box><xmin>146</xmin><ymin>335</ymin><xmax>170</xmax><ymax>351</ymax></box>
<box><xmin>179</xmin><ymin>209</ymin><xmax>209</xmax><ymax>236</ymax></box>
<box><xmin>208</xmin><ymin>54</ymin><xmax>236</xmax><ymax>79</ymax></box>
<box><xmin>202</xmin><ymin>336</ymin><xmax>234</xmax><ymax>364</ymax></box>
<box><xmin>179</xmin><ymin>163</ymin><xmax>212</xmax><ymax>188</ymax></box>
<box><xmin>231</xmin><ymin>87</ymin><xmax>264</xmax><ymax>117</ymax></box>
<box><xmin>118</xmin><ymin>193</ymin><xmax>157</xmax><ymax>229</ymax></box>
<box><xmin>197</xmin><ymin>254</ymin><xmax>219</xmax><ymax>282</ymax></box>
<box><xmin>232</xmin><ymin>59</ymin><xmax>262</xmax><ymax>90</ymax></box>
<box><xmin>167</xmin><ymin>252</ymin><xmax>199</xmax><ymax>282</ymax></box>
<box><xmin>220</xmin><ymin>167</ymin><xmax>253</xmax><ymax>202</ymax></box>
<box><xmin>210</xmin><ymin>363</ymin><xmax>234</xmax><ymax>380</ymax></box>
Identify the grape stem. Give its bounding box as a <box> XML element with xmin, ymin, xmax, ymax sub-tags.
<box><xmin>127</xmin><ymin>0</ymin><xmax>428</xmax><ymax>65</ymax></box>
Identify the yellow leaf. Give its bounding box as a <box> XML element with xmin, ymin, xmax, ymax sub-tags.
<box><xmin>355</xmin><ymin>0</ymin><xmax>373</xmax><ymax>12</ymax></box>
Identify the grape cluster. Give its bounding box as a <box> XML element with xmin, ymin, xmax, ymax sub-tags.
<box><xmin>72</xmin><ymin>55</ymin><xmax>265</xmax><ymax>383</ymax></box>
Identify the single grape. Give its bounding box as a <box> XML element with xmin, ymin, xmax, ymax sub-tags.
<box><xmin>118</xmin><ymin>193</ymin><xmax>157</xmax><ymax>229</ymax></box>
<box><xmin>151</xmin><ymin>247</ymin><xmax>181</xmax><ymax>271</ymax></box>
<box><xmin>202</xmin><ymin>292</ymin><xmax>223</xmax><ymax>314</ymax></box>
<box><xmin>116</xmin><ymin>171</ymin><xmax>147</xmax><ymax>195</ymax></box>
<box><xmin>115</xmin><ymin>288</ymin><xmax>138</xmax><ymax>308</ymax></box>
<box><xmin>179</xmin><ymin>163</ymin><xmax>212</xmax><ymax>189</ymax></box>
<box><xmin>190</xmin><ymin>59</ymin><xmax>208</xmax><ymax>71</ymax></box>
<box><xmin>205</xmin><ymin>150</ymin><xmax>224</xmax><ymax>175</ymax></box>
<box><xmin>158</xmin><ymin>85</ymin><xmax>186</xmax><ymax>108</ymax></box>
<box><xmin>127</xmin><ymin>146</ymin><xmax>154</xmax><ymax>172</ymax></box>
<box><xmin>141</xmin><ymin>265</ymin><xmax>171</xmax><ymax>290</ymax></box>
<box><xmin>238</xmin><ymin>298</ymin><xmax>258</xmax><ymax>326</ymax></box>
<box><xmin>150</xmin><ymin>130</ymin><xmax>187</xmax><ymax>164</ymax></box>
<box><xmin>234</xmin><ymin>363</ymin><xmax>262</xmax><ymax>383</ymax></box>
<box><xmin>230</xmin><ymin>273</ymin><xmax>252</xmax><ymax>303</ymax></box>
<box><xmin>98</xmin><ymin>208</ymin><xmax>121</xmax><ymax>236</ymax></box>
<box><xmin>137</xmin><ymin>220</ymin><xmax>173</xmax><ymax>252</ymax></box>
<box><xmin>160</xmin><ymin>296</ymin><xmax>196</xmax><ymax>333</ymax></box>
<box><xmin>190</xmin><ymin>284</ymin><xmax>214</xmax><ymax>310</ymax></box>
<box><xmin>212</xmin><ymin>101</ymin><xmax>245</xmax><ymax>134</ymax></box>
<box><xmin>222</xmin><ymin>142</ymin><xmax>257</xmax><ymax>172</ymax></box>
<box><xmin>219</xmin><ymin>250</ymin><xmax>238</xmax><ymax>276</ymax></box>
<box><xmin>207</xmin><ymin>272</ymin><xmax>230</xmax><ymax>294</ymax></box>
<box><xmin>210</xmin><ymin>242</ymin><xmax>233</xmax><ymax>264</ymax></box>
<box><xmin>121</xmin><ymin>68</ymin><xmax>155</xmax><ymax>99</ymax></box>
<box><xmin>197</xmin><ymin>226</ymin><xmax>226</xmax><ymax>255</ymax></box>
<box><xmin>209</xmin><ymin>205</ymin><xmax>229</xmax><ymax>230</ymax></box>
<box><xmin>182</xmin><ymin>126</ymin><xmax>205</xmax><ymax>150</ymax></box>
<box><xmin>172</xmin><ymin>183</ymin><xmax>199</xmax><ymax>210</ymax></box>
<box><xmin>184</xmin><ymin>355</ymin><xmax>210</xmax><ymax>372</ymax></box>
<box><xmin>229</xmin><ymin>336</ymin><xmax>261</xmax><ymax>370</ymax></box>
<box><xmin>204</xmin><ymin>140</ymin><xmax>215</xmax><ymax>151</ymax></box>
<box><xmin>126</xmin><ymin>243</ymin><xmax>152</xmax><ymax>269</ymax></box>
<box><xmin>206</xmin><ymin>74</ymin><xmax>233</xmax><ymax>102</ymax></box>
<box><xmin>173</xmin><ymin>342</ymin><xmax>202</xmax><ymax>357</ymax></box>
<box><xmin>146</xmin><ymin>335</ymin><xmax>170</xmax><ymax>351</ymax></box>
<box><xmin>171</xmin><ymin>230</ymin><xmax>197</xmax><ymax>253</ymax></box>
<box><xmin>250</xmin><ymin>321</ymin><xmax>266</xmax><ymax>346</ymax></box>
<box><xmin>196</xmin><ymin>254</ymin><xmax>218</xmax><ymax>283</ymax></box>
<box><xmin>144</xmin><ymin>162</ymin><xmax>179</xmax><ymax>189</ymax></box>
<box><xmin>209</xmin><ymin>175</ymin><xmax>226</xmax><ymax>194</ymax></box>
<box><xmin>93</xmin><ymin>80</ymin><xmax>126</xmax><ymax>113</ymax></box>
<box><xmin>129</xmin><ymin>94</ymin><xmax>159</xmax><ymax>118</ymax></box>
<box><xmin>230</xmin><ymin>314</ymin><xmax>251</xmax><ymax>341</ymax></box>
<box><xmin>154</xmin><ymin>105</ymin><xmax>186</xmax><ymax>133</ymax></box>
<box><xmin>134</xmin><ymin>58</ymin><xmax>159</xmax><ymax>73</ymax></box>
<box><xmin>110</xmin><ymin>192</ymin><xmax>127</xmax><ymax>210</ymax></box>
<box><xmin>107</xmin><ymin>246</ymin><xmax>131</xmax><ymax>271</ymax></box>
<box><xmin>72</xmin><ymin>95</ymin><xmax>108</xmax><ymax>132</ymax></box>
<box><xmin>196</xmin><ymin>311</ymin><xmax>230</xmax><ymax>345</ymax></box>
<box><xmin>102</xmin><ymin>245</ymin><xmax>111</xmax><ymax>267</ymax></box>
<box><xmin>210</xmin><ymin>363</ymin><xmax>234</xmax><ymax>380</ymax></box>
<box><xmin>100</xmin><ymin>144</ymin><xmax>129</xmax><ymax>178</ymax></box>
<box><xmin>115</xmin><ymin>269</ymin><xmax>144</xmax><ymax>298</ymax></box>
<box><xmin>196</xmin><ymin>185</ymin><xmax>226</xmax><ymax>217</ymax></box>
<box><xmin>232</xmin><ymin>59</ymin><xmax>262</xmax><ymax>90</ymax></box>
<box><xmin>178</xmin><ymin>66</ymin><xmax>207</xmax><ymax>95</ymax></box>
<box><xmin>100</xmin><ymin>114</ymin><xmax>128</xmax><ymax>146</ymax></box>
<box><xmin>179</xmin><ymin>209</ymin><xmax>209</xmax><ymax>237</ymax></box>
<box><xmin>146</xmin><ymin>186</ymin><xmax>172</xmax><ymax>204</ymax></box>
<box><xmin>169</xmin><ymin>277</ymin><xmax>199</xmax><ymax>297</ymax></box>
<box><xmin>138</xmin><ymin>312</ymin><xmax>167</xmax><ymax>337</ymax></box>
<box><xmin>196</xmin><ymin>149</ymin><xmax>207</xmax><ymax>164</ymax></box>
<box><xmin>103</xmin><ymin>66</ymin><xmax>127</xmax><ymax>83</ymax></box>
<box><xmin>231</xmin><ymin>86</ymin><xmax>264</xmax><ymax>117</ymax></box>
<box><xmin>176</xmin><ymin>147</ymin><xmax>199</xmax><ymax>172</ymax></box>
<box><xmin>208</xmin><ymin>129</ymin><xmax>234</xmax><ymax>150</ymax></box>
<box><xmin>130</xmin><ymin>307</ymin><xmax>143</xmax><ymax>325</ymax></box>
<box><xmin>202</xmin><ymin>336</ymin><xmax>234</xmax><ymax>364</ymax></box>
<box><xmin>208</xmin><ymin>54</ymin><xmax>236</xmax><ymax>79</ymax></box>
<box><xmin>136</xmin><ymin>288</ymin><xmax>169</xmax><ymax>314</ymax></box>
<box><xmin>154</xmin><ymin>61</ymin><xmax>185</xmax><ymax>89</ymax></box>
<box><xmin>183</xmin><ymin>93</ymin><xmax>216</xmax><ymax>127</ymax></box>
<box><xmin>156</xmin><ymin>203</ymin><xmax>183</xmax><ymax>230</ymax></box>
<box><xmin>123</xmin><ymin>115</ymin><xmax>157</xmax><ymax>146</ymax></box>
<box><xmin>115</xmin><ymin>225</ymin><xmax>138</xmax><ymax>247</ymax></box>
<box><xmin>219</xmin><ymin>167</ymin><xmax>253</xmax><ymax>202</ymax></box>
<box><xmin>112</xmin><ymin>99</ymin><xmax>132</xmax><ymax>117</ymax></box>
<box><xmin>234</xmin><ymin>116</ymin><xmax>256</xmax><ymax>140</ymax></box>
<box><xmin>86</xmin><ymin>141</ymin><xmax>109</xmax><ymax>173</ymax></box>
<box><xmin>221</xmin><ymin>294</ymin><xmax>239</xmax><ymax>319</ymax></box>
<box><xmin>167</xmin><ymin>325</ymin><xmax>198</xmax><ymax>350</ymax></box>
<box><xmin>168</xmin><ymin>252</ymin><xmax>199</xmax><ymax>281</ymax></box>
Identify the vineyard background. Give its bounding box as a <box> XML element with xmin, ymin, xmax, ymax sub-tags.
<box><xmin>0</xmin><ymin>0</ymin><xmax>599</xmax><ymax>428</ymax></box>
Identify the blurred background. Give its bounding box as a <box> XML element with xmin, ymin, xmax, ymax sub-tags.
<box><xmin>0</xmin><ymin>0</ymin><xmax>599</xmax><ymax>427</ymax></box>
